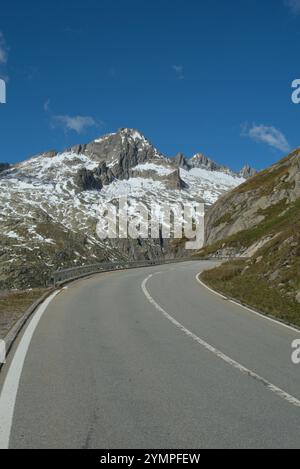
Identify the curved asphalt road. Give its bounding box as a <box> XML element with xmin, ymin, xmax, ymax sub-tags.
<box><xmin>0</xmin><ymin>261</ymin><xmax>300</xmax><ymax>449</ymax></box>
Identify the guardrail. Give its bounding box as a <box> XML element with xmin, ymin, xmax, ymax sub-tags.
<box><xmin>51</xmin><ymin>257</ymin><xmax>201</xmax><ymax>287</ymax></box>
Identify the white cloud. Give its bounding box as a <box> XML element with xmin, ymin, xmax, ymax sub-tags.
<box><xmin>44</xmin><ymin>99</ymin><xmax>51</xmax><ymax>112</ymax></box>
<box><xmin>52</xmin><ymin>115</ymin><xmax>98</xmax><ymax>134</ymax></box>
<box><xmin>242</xmin><ymin>123</ymin><xmax>290</xmax><ymax>153</ymax></box>
<box><xmin>0</xmin><ymin>32</ymin><xmax>8</xmax><ymax>65</ymax></box>
<box><xmin>285</xmin><ymin>0</ymin><xmax>300</xmax><ymax>15</ymax></box>
<box><xmin>172</xmin><ymin>65</ymin><xmax>184</xmax><ymax>80</ymax></box>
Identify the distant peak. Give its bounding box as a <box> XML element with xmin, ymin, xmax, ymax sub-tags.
<box><xmin>94</xmin><ymin>132</ymin><xmax>116</xmax><ymax>143</ymax></box>
<box><xmin>93</xmin><ymin>128</ymin><xmax>149</xmax><ymax>146</ymax></box>
<box><xmin>118</xmin><ymin>128</ymin><xmax>147</xmax><ymax>142</ymax></box>
<box><xmin>119</xmin><ymin>127</ymin><xmax>139</xmax><ymax>134</ymax></box>
<box><xmin>191</xmin><ymin>153</ymin><xmax>230</xmax><ymax>173</ymax></box>
<box><xmin>239</xmin><ymin>165</ymin><xmax>257</xmax><ymax>178</ymax></box>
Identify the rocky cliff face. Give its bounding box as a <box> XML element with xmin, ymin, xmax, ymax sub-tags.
<box><xmin>0</xmin><ymin>163</ymin><xmax>10</xmax><ymax>173</ymax></box>
<box><xmin>74</xmin><ymin>168</ymin><xmax>103</xmax><ymax>192</ymax></box>
<box><xmin>203</xmin><ymin>149</ymin><xmax>300</xmax><ymax>252</ymax></box>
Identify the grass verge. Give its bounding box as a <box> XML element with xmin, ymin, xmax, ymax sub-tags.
<box><xmin>0</xmin><ymin>288</ymin><xmax>48</xmax><ymax>339</ymax></box>
<box><xmin>200</xmin><ymin>260</ymin><xmax>300</xmax><ymax>328</ymax></box>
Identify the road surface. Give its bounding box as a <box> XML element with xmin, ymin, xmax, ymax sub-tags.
<box><xmin>0</xmin><ymin>261</ymin><xmax>300</xmax><ymax>449</ymax></box>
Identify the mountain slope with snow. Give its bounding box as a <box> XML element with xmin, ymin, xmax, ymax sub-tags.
<box><xmin>0</xmin><ymin>128</ymin><xmax>246</xmax><ymax>289</ymax></box>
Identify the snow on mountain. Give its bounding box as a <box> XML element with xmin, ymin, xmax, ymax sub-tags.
<box><xmin>183</xmin><ymin>167</ymin><xmax>245</xmax><ymax>191</ymax></box>
<box><xmin>132</xmin><ymin>162</ymin><xmax>174</xmax><ymax>176</ymax></box>
<box><xmin>0</xmin><ymin>128</ymin><xmax>245</xmax><ymax>289</ymax></box>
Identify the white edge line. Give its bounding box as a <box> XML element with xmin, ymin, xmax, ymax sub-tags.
<box><xmin>142</xmin><ymin>273</ymin><xmax>300</xmax><ymax>409</ymax></box>
<box><xmin>195</xmin><ymin>273</ymin><xmax>228</xmax><ymax>300</ymax></box>
<box><xmin>0</xmin><ymin>290</ymin><xmax>60</xmax><ymax>449</ymax></box>
<box><xmin>196</xmin><ymin>273</ymin><xmax>300</xmax><ymax>335</ymax></box>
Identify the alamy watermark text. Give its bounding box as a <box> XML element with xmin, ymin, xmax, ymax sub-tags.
<box><xmin>0</xmin><ymin>79</ymin><xmax>6</xmax><ymax>104</ymax></box>
<box><xmin>291</xmin><ymin>79</ymin><xmax>300</xmax><ymax>104</ymax></box>
<box><xmin>96</xmin><ymin>198</ymin><xmax>205</xmax><ymax>250</ymax></box>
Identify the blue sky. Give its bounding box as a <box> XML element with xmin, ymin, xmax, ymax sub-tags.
<box><xmin>1</xmin><ymin>0</ymin><xmax>300</xmax><ymax>170</ymax></box>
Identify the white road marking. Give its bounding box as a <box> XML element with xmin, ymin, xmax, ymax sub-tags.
<box><xmin>0</xmin><ymin>341</ymin><xmax>6</xmax><ymax>364</ymax></box>
<box><xmin>196</xmin><ymin>273</ymin><xmax>300</xmax><ymax>334</ymax></box>
<box><xmin>195</xmin><ymin>273</ymin><xmax>228</xmax><ymax>300</ymax></box>
<box><xmin>142</xmin><ymin>273</ymin><xmax>300</xmax><ymax>409</ymax></box>
<box><xmin>0</xmin><ymin>291</ymin><xmax>59</xmax><ymax>449</ymax></box>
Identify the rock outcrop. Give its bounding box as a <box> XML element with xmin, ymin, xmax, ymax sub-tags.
<box><xmin>174</xmin><ymin>153</ymin><xmax>190</xmax><ymax>170</ymax></box>
<box><xmin>75</xmin><ymin>168</ymin><xmax>102</xmax><ymax>192</ymax></box>
<box><xmin>191</xmin><ymin>153</ymin><xmax>229</xmax><ymax>172</ymax></box>
<box><xmin>0</xmin><ymin>163</ymin><xmax>10</xmax><ymax>173</ymax></box>
<box><xmin>203</xmin><ymin>149</ymin><xmax>300</xmax><ymax>249</ymax></box>
<box><xmin>239</xmin><ymin>165</ymin><xmax>257</xmax><ymax>179</ymax></box>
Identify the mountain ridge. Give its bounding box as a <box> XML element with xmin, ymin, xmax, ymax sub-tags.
<box><xmin>9</xmin><ymin>128</ymin><xmax>255</xmax><ymax>180</ymax></box>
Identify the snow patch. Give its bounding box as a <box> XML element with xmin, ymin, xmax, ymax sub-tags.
<box><xmin>133</xmin><ymin>163</ymin><xmax>174</xmax><ymax>176</ymax></box>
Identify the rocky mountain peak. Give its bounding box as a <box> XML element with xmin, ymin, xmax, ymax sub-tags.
<box><xmin>117</xmin><ymin>127</ymin><xmax>147</xmax><ymax>142</ymax></box>
<box><xmin>191</xmin><ymin>153</ymin><xmax>230</xmax><ymax>173</ymax></box>
<box><xmin>67</xmin><ymin>128</ymin><xmax>163</xmax><ymax>170</ymax></box>
<box><xmin>174</xmin><ymin>153</ymin><xmax>190</xmax><ymax>170</ymax></box>
<box><xmin>239</xmin><ymin>165</ymin><xmax>257</xmax><ymax>179</ymax></box>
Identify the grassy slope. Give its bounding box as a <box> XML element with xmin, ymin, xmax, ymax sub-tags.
<box><xmin>200</xmin><ymin>196</ymin><xmax>300</xmax><ymax>326</ymax></box>
<box><xmin>0</xmin><ymin>289</ymin><xmax>47</xmax><ymax>338</ymax></box>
